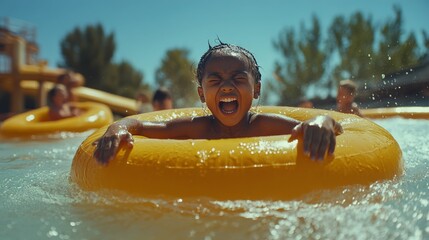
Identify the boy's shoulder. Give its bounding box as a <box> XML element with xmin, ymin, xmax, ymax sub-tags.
<box><xmin>250</xmin><ymin>112</ymin><xmax>297</xmax><ymax>123</ymax></box>
<box><xmin>167</xmin><ymin>115</ymin><xmax>214</xmax><ymax>139</ymax></box>
<box><xmin>170</xmin><ymin>115</ymin><xmax>213</xmax><ymax>129</ymax></box>
<box><xmin>249</xmin><ymin>112</ymin><xmax>300</xmax><ymax>135</ymax></box>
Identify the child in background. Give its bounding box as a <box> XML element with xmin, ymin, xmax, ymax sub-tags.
<box><xmin>57</xmin><ymin>72</ymin><xmax>82</xmax><ymax>102</ymax></box>
<box><xmin>152</xmin><ymin>88</ymin><xmax>173</xmax><ymax>111</ymax></box>
<box><xmin>93</xmin><ymin>42</ymin><xmax>343</xmax><ymax>164</ymax></box>
<box><xmin>47</xmin><ymin>84</ymin><xmax>81</xmax><ymax>120</ymax></box>
<box><xmin>336</xmin><ymin>79</ymin><xmax>363</xmax><ymax>117</ymax></box>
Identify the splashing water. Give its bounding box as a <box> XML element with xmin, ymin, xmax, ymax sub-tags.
<box><xmin>0</xmin><ymin>119</ymin><xmax>428</xmax><ymax>239</ymax></box>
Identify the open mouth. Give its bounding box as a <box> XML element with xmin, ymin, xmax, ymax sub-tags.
<box><xmin>219</xmin><ymin>97</ymin><xmax>238</xmax><ymax>114</ymax></box>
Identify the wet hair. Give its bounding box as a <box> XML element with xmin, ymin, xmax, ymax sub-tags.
<box><xmin>152</xmin><ymin>88</ymin><xmax>172</xmax><ymax>103</ymax></box>
<box><xmin>339</xmin><ymin>79</ymin><xmax>358</xmax><ymax>95</ymax></box>
<box><xmin>196</xmin><ymin>41</ymin><xmax>261</xmax><ymax>85</ymax></box>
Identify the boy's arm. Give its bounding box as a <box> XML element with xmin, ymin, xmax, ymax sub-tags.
<box><xmin>351</xmin><ymin>104</ymin><xmax>363</xmax><ymax>117</ymax></box>
<box><xmin>92</xmin><ymin>117</ymin><xmax>197</xmax><ymax>164</ymax></box>
<box><xmin>92</xmin><ymin>119</ymin><xmax>140</xmax><ymax>165</ymax></box>
<box><xmin>48</xmin><ymin>109</ymin><xmax>62</xmax><ymax>121</ymax></box>
<box><xmin>252</xmin><ymin>113</ymin><xmax>342</xmax><ymax>160</ymax></box>
<box><xmin>290</xmin><ymin>116</ymin><xmax>343</xmax><ymax>160</ymax></box>
<box><xmin>68</xmin><ymin>104</ymin><xmax>81</xmax><ymax>116</ymax></box>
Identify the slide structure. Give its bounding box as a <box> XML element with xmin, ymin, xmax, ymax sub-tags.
<box><xmin>0</xmin><ymin>23</ymin><xmax>138</xmax><ymax>116</ymax></box>
<box><xmin>0</xmin><ymin>65</ymin><xmax>138</xmax><ymax>116</ymax></box>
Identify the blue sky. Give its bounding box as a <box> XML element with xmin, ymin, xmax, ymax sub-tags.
<box><xmin>2</xmin><ymin>0</ymin><xmax>428</xmax><ymax>90</ymax></box>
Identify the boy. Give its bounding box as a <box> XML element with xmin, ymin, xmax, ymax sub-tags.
<box><xmin>336</xmin><ymin>79</ymin><xmax>363</xmax><ymax>117</ymax></box>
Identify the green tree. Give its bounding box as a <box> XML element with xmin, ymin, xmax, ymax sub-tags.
<box><xmin>423</xmin><ymin>30</ymin><xmax>429</xmax><ymax>52</ymax></box>
<box><xmin>273</xmin><ymin>6</ymin><xmax>427</xmax><ymax>104</ymax></box>
<box><xmin>155</xmin><ymin>48</ymin><xmax>198</xmax><ymax>108</ymax></box>
<box><xmin>273</xmin><ymin>15</ymin><xmax>327</xmax><ymax>105</ymax></box>
<box><xmin>59</xmin><ymin>24</ymin><xmax>145</xmax><ymax>98</ymax></box>
<box><xmin>103</xmin><ymin>61</ymin><xmax>148</xmax><ymax>98</ymax></box>
<box><xmin>375</xmin><ymin>6</ymin><xmax>420</xmax><ymax>76</ymax></box>
<box><xmin>59</xmin><ymin>24</ymin><xmax>115</xmax><ymax>89</ymax></box>
<box><xmin>327</xmin><ymin>12</ymin><xmax>376</xmax><ymax>82</ymax></box>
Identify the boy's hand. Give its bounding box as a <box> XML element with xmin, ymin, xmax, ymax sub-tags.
<box><xmin>92</xmin><ymin>124</ymin><xmax>134</xmax><ymax>165</ymax></box>
<box><xmin>290</xmin><ymin>116</ymin><xmax>343</xmax><ymax>161</ymax></box>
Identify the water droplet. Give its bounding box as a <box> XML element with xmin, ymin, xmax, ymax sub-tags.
<box><xmin>47</xmin><ymin>228</ymin><xmax>58</xmax><ymax>237</ymax></box>
<box><xmin>381</xmin><ymin>74</ymin><xmax>385</xmax><ymax>79</ymax></box>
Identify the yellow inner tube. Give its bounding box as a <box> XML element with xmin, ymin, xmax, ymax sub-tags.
<box><xmin>362</xmin><ymin>106</ymin><xmax>429</xmax><ymax>119</ymax></box>
<box><xmin>0</xmin><ymin>102</ymin><xmax>113</xmax><ymax>137</ymax></box>
<box><xmin>70</xmin><ymin>106</ymin><xmax>403</xmax><ymax>200</ymax></box>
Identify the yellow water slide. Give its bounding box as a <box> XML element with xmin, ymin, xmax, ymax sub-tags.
<box><xmin>0</xmin><ymin>24</ymin><xmax>137</xmax><ymax>116</ymax></box>
<box><xmin>0</xmin><ymin>65</ymin><xmax>138</xmax><ymax>116</ymax></box>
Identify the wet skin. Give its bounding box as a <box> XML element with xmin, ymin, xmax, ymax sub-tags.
<box><xmin>337</xmin><ymin>86</ymin><xmax>363</xmax><ymax>116</ymax></box>
<box><xmin>197</xmin><ymin>52</ymin><xmax>260</xmax><ymax>129</ymax></box>
<box><xmin>93</xmin><ymin>52</ymin><xmax>343</xmax><ymax>164</ymax></box>
<box><xmin>48</xmin><ymin>88</ymin><xmax>79</xmax><ymax>121</ymax></box>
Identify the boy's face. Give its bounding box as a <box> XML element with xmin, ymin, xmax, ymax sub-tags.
<box><xmin>337</xmin><ymin>86</ymin><xmax>354</xmax><ymax>105</ymax></box>
<box><xmin>198</xmin><ymin>52</ymin><xmax>260</xmax><ymax>127</ymax></box>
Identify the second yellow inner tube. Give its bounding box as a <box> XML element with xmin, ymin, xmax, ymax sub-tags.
<box><xmin>70</xmin><ymin>106</ymin><xmax>403</xmax><ymax>200</ymax></box>
<box><xmin>0</xmin><ymin>102</ymin><xmax>113</xmax><ymax>137</ymax></box>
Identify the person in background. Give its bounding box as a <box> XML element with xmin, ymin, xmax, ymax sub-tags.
<box><xmin>57</xmin><ymin>71</ymin><xmax>82</xmax><ymax>102</ymax></box>
<box><xmin>136</xmin><ymin>91</ymin><xmax>153</xmax><ymax>113</ymax></box>
<box><xmin>47</xmin><ymin>84</ymin><xmax>81</xmax><ymax>120</ymax></box>
<box><xmin>336</xmin><ymin>79</ymin><xmax>363</xmax><ymax>117</ymax></box>
<box><xmin>152</xmin><ymin>88</ymin><xmax>173</xmax><ymax>111</ymax></box>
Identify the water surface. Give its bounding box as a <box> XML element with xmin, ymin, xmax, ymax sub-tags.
<box><xmin>0</xmin><ymin>118</ymin><xmax>428</xmax><ymax>239</ymax></box>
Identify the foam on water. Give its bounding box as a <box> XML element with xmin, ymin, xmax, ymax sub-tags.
<box><xmin>0</xmin><ymin>118</ymin><xmax>428</xmax><ymax>239</ymax></box>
